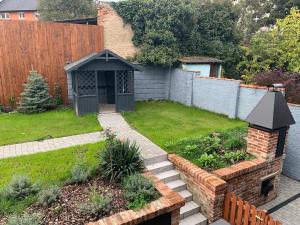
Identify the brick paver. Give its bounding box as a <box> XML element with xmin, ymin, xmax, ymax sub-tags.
<box><xmin>98</xmin><ymin>113</ymin><xmax>167</xmax><ymax>165</ymax></box>
<box><xmin>0</xmin><ymin>132</ymin><xmax>104</xmax><ymax>159</ymax></box>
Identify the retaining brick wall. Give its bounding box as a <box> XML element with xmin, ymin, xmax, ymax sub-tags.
<box><xmin>168</xmin><ymin>154</ymin><xmax>227</xmax><ymax>223</ymax></box>
<box><xmin>88</xmin><ymin>172</ymin><xmax>185</xmax><ymax>225</ymax></box>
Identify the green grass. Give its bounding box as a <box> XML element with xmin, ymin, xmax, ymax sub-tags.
<box><xmin>0</xmin><ymin>108</ymin><xmax>101</xmax><ymax>146</ymax></box>
<box><xmin>123</xmin><ymin>101</ymin><xmax>247</xmax><ymax>150</ymax></box>
<box><xmin>0</xmin><ymin>142</ymin><xmax>104</xmax><ymax>215</ymax></box>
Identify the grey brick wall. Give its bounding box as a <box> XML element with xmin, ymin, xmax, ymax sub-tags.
<box><xmin>168</xmin><ymin>69</ymin><xmax>192</xmax><ymax>105</ymax></box>
<box><xmin>192</xmin><ymin>77</ymin><xmax>241</xmax><ymax>118</ymax></box>
<box><xmin>237</xmin><ymin>87</ymin><xmax>267</xmax><ymax>120</ymax></box>
<box><xmin>134</xmin><ymin>66</ymin><xmax>169</xmax><ymax>101</ymax></box>
<box><xmin>283</xmin><ymin>105</ymin><xmax>300</xmax><ymax>180</ymax></box>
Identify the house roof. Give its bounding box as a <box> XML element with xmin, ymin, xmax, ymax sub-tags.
<box><xmin>64</xmin><ymin>49</ymin><xmax>140</xmax><ymax>72</ymax></box>
<box><xmin>0</xmin><ymin>0</ymin><xmax>38</xmax><ymax>12</ymax></box>
<box><xmin>246</xmin><ymin>91</ymin><xmax>295</xmax><ymax>130</ymax></box>
<box><xmin>178</xmin><ymin>56</ymin><xmax>223</xmax><ymax>64</ymax></box>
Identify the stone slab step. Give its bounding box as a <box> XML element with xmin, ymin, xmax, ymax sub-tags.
<box><xmin>179</xmin><ymin>212</ymin><xmax>208</xmax><ymax>225</ymax></box>
<box><xmin>143</xmin><ymin>154</ymin><xmax>168</xmax><ymax>166</ymax></box>
<box><xmin>180</xmin><ymin>201</ymin><xmax>200</xmax><ymax>219</ymax></box>
<box><xmin>156</xmin><ymin>170</ymin><xmax>180</xmax><ymax>183</ymax></box>
<box><xmin>166</xmin><ymin>180</ymin><xmax>187</xmax><ymax>192</ymax></box>
<box><xmin>146</xmin><ymin>161</ymin><xmax>174</xmax><ymax>175</ymax></box>
<box><xmin>178</xmin><ymin>190</ymin><xmax>193</xmax><ymax>202</ymax></box>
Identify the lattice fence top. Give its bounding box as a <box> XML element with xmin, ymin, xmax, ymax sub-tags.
<box><xmin>77</xmin><ymin>71</ymin><xmax>96</xmax><ymax>96</ymax></box>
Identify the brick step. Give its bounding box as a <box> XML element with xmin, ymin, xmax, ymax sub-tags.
<box><xmin>146</xmin><ymin>160</ymin><xmax>174</xmax><ymax>175</ymax></box>
<box><xmin>178</xmin><ymin>190</ymin><xmax>193</xmax><ymax>202</ymax></box>
<box><xmin>156</xmin><ymin>170</ymin><xmax>180</xmax><ymax>183</ymax></box>
<box><xmin>179</xmin><ymin>213</ymin><xmax>208</xmax><ymax>225</ymax></box>
<box><xmin>166</xmin><ymin>180</ymin><xmax>187</xmax><ymax>192</ymax></box>
<box><xmin>180</xmin><ymin>201</ymin><xmax>200</xmax><ymax>219</ymax></box>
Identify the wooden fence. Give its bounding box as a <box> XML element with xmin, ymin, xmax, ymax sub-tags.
<box><xmin>0</xmin><ymin>20</ymin><xmax>104</xmax><ymax>106</ymax></box>
<box><xmin>224</xmin><ymin>193</ymin><xmax>282</xmax><ymax>225</ymax></box>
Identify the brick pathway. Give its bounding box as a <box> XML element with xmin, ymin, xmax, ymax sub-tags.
<box><xmin>260</xmin><ymin>175</ymin><xmax>300</xmax><ymax>225</ymax></box>
<box><xmin>98</xmin><ymin>113</ymin><xmax>167</xmax><ymax>165</ymax></box>
<box><xmin>0</xmin><ymin>132</ymin><xmax>104</xmax><ymax>159</ymax></box>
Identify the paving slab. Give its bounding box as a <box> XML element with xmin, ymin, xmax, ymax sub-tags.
<box><xmin>0</xmin><ymin>132</ymin><xmax>104</xmax><ymax>159</ymax></box>
<box><xmin>98</xmin><ymin>113</ymin><xmax>167</xmax><ymax>165</ymax></box>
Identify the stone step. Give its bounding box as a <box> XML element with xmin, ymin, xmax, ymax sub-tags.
<box><xmin>143</xmin><ymin>154</ymin><xmax>168</xmax><ymax>166</ymax></box>
<box><xmin>156</xmin><ymin>170</ymin><xmax>180</xmax><ymax>183</ymax></box>
<box><xmin>180</xmin><ymin>201</ymin><xmax>200</xmax><ymax>219</ymax></box>
<box><xmin>178</xmin><ymin>190</ymin><xmax>193</xmax><ymax>202</ymax></box>
<box><xmin>179</xmin><ymin>213</ymin><xmax>208</xmax><ymax>225</ymax></box>
<box><xmin>166</xmin><ymin>180</ymin><xmax>187</xmax><ymax>192</ymax></box>
<box><xmin>146</xmin><ymin>160</ymin><xmax>174</xmax><ymax>175</ymax></box>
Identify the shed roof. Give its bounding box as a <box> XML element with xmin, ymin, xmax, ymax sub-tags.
<box><xmin>0</xmin><ymin>0</ymin><xmax>38</xmax><ymax>12</ymax></box>
<box><xmin>246</xmin><ymin>91</ymin><xmax>295</xmax><ymax>130</ymax></box>
<box><xmin>64</xmin><ymin>49</ymin><xmax>140</xmax><ymax>72</ymax></box>
<box><xmin>179</xmin><ymin>56</ymin><xmax>222</xmax><ymax>64</ymax></box>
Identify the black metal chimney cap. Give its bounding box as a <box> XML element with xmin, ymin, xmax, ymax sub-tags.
<box><xmin>246</xmin><ymin>91</ymin><xmax>295</xmax><ymax>130</ymax></box>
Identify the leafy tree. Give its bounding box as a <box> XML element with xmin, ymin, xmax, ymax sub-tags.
<box><xmin>112</xmin><ymin>0</ymin><xmax>242</xmax><ymax>78</ymax></box>
<box><xmin>235</xmin><ymin>0</ymin><xmax>300</xmax><ymax>42</ymax></box>
<box><xmin>18</xmin><ymin>71</ymin><xmax>51</xmax><ymax>113</ymax></box>
<box><xmin>38</xmin><ymin>0</ymin><xmax>97</xmax><ymax>21</ymax></box>
<box><xmin>238</xmin><ymin>8</ymin><xmax>300</xmax><ymax>82</ymax></box>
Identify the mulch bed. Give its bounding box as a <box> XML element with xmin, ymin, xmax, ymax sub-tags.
<box><xmin>1</xmin><ymin>177</ymin><xmax>127</xmax><ymax>225</ymax></box>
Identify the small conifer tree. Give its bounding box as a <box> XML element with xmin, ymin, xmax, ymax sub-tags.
<box><xmin>18</xmin><ymin>71</ymin><xmax>51</xmax><ymax>113</ymax></box>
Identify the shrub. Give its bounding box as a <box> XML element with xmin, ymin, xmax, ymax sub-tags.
<box><xmin>18</xmin><ymin>70</ymin><xmax>51</xmax><ymax>113</ymax></box>
<box><xmin>122</xmin><ymin>173</ymin><xmax>159</xmax><ymax>209</ymax></box>
<box><xmin>0</xmin><ymin>104</ymin><xmax>4</xmax><ymax>113</ymax></box>
<box><xmin>38</xmin><ymin>186</ymin><xmax>60</xmax><ymax>206</ymax></box>
<box><xmin>79</xmin><ymin>191</ymin><xmax>112</xmax><ymax>216</ymax></box>
<box><xmin>67</xmin><ymin>163</ymin><xmax>91</xmax><ymax>184</ymax></box>
<box><xmin>1</xmin><ymin>175</ymin><xmax>40</xmax><ymax>200</ymax></box>
<box><xmin>52</xmin><ymin>83</ymin><xmax>63</xmax><ymax>106</ymax></box>
<box><xmin>6</xmin><ymin>213</ymin><xmax>42</xmax><ymax>225</ymax></box>
<box><xmin>252</xmin><ymin>69</ymin><xmax>300</xmax><ymax>104</ymax></box>
<box><xmin>7</xmin><ymin>96</ymin><xmax>17</xmax><ymax>110</ymax></box>
<box><xmin>98</xmin><ymin>131</ymin><xmax>144</xmax><ymax>182</ymax></box>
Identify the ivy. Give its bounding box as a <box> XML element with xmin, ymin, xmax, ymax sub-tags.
<box><xmin>112</xmin><ymin>0</ymin><xmax>242</xmax><ymax>78</ymax></box>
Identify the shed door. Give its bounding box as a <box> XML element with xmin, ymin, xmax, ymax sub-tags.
<box><xmin>116</xmin><ymin>70</ymin><xmax>134</xmax><ymax>112</ymax></box>
<box><xmin>75</xmin><ymin>71</ymin><xmax>98</xmax><ymax>116</ymax></box>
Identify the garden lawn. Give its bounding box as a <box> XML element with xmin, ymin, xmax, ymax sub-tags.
<box><xmin>123</xmin><ymin>101</ymin><xmax>247</xmax><ymax>150</ymax></box>
<box><xmin>0</xmin><ymin>142</ymin><xmax>104</xmax><ymax>215</ymax></box>
<box><xmin>0</xmin><ymin>108</ymin><xmax>101</xmax><ymax>146</ymax></box>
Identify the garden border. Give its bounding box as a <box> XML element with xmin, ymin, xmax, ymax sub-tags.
<box><xmin>88</xmin><ymin>172</ymin><xmax>185</xmax><ymax>225</ymax></box>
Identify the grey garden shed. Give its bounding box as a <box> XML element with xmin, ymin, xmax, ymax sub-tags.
<box><xmin>64</xmin><ymin>50</ymin><xmax>139</xmax><ymax>116</ymax></box>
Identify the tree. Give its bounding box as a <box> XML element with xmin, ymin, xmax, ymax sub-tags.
<box><xmin>238</xmin><ymin>8</ymin><xmax>300</xmax><ymax>82</ymax></box>
<box><xmin>18</xmin><ymin>71</ymin><xmax>51</xmax><ymax>113</ymax></box>
<box><xmin>113</xmin><ymin>0</ymin><xmax>242</xmax><ymax>78</ymax></box>
<box><xmin>38</xmin><ymin>0</ymin><xmax>97</xmax><ymax>21</ymax></box>
<box><xmin>235</xmin><ymin>0</ymin><xmax>300</xmax><ymax>42</ymax></box>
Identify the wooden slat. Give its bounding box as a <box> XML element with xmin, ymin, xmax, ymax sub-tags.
<box><xmin>230</xmin><ymin>194</ymin><xmax>237</xmax><ymax>225</ymax></box>
<box><xmin>224</xmin><ymin>192</ymin><xmax>231</xmax><ymax>221</ymax></box>
<box><xmin>0</xmin><ymin>20</ymin><xmax>104</xmax><ymax>106</ymax></box>
<box><xmin>243</xmin><ymin>204</ymin><xmax>250</xmax><ymax>225</ymax></box>
<box><xmin>236</xmin><ymin>197</ymin><xmax>244</xmax><ymax>225</ymax></box>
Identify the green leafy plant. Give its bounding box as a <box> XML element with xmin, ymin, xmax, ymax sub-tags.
<box><xmin>98</xmin><ymin>130</ymin><xmax>145</xmax><ymax>182</ymax></box>
<box><xmin>1</xmin><ymin>175</ymin><xmax>40</xmax><ymax>200</ymax></box>
<box><xmin>38</xmin><ymin>186</ymin><xmax>60</xmax><ymax>206</ymax></box>
<box><xmin>122</xmin><ymin>173</ymin><xmax>159</xmax><ymax>210</ymax></box>
<box><xmin>52</xmin><ymin>83</ymin><xmax>63</xmax><ymax>106</ymax></box>
<box><xmin>6</xmin><ymin>213</ymin><xmax>42</xmax><ymax>225</ymax></box>
<box><xmin>7</xmin><ymin>96</ymin><xmax>17</xmax><ymax>109</ymax></box>
<box><xmin>18</xmin><ymin>70</ymin><xmax>51</xmax><ymax>113</ymax></box>
<box><xmin>126</xmin><ymin>195</ymin><xmax>148</xmax><ymax>210</ymax></box>
<box><xmin>79</xmin><ymin>191</ymin><xmax>112</xmax><ymax>216</ymax></box>
<box><xmin>67</xmin><ymin>163</ymin><xmax>91</xmax><ymax>184</ymax></box>
<box><xmin>0</xmin><ymin>104</ymin><xmax>4</xmax><ymax>113</ymax></box>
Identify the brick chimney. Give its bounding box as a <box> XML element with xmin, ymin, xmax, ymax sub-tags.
<box><xmin>246</xmin><ymin>85</ymin><xmax>295</xmax><ymax>161</ymax></box>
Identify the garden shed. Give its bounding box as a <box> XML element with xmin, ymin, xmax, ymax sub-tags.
<box><xmin>64</xmin><ymin>50</ymin><xmax>139</xmax><ymax>116</ymax></box>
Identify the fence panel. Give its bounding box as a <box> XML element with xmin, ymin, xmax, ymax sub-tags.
<box><xmin>0</xmin><ymin>20</ymin><xmax>104</xmax><ymax>105</ymax></box>
<box><xmin>223</xmin><ymin>193</ymin><xmax>282</xmax><ymax>225</ymax></box>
